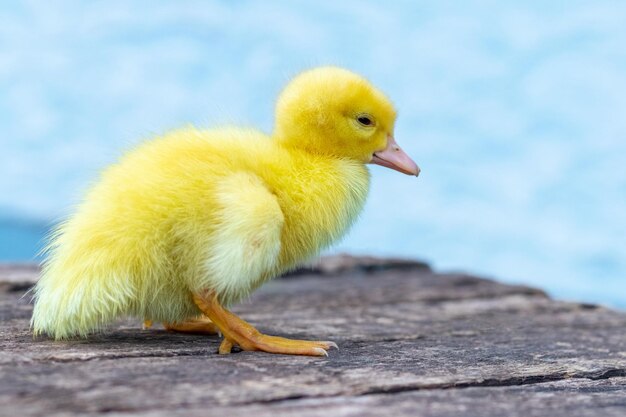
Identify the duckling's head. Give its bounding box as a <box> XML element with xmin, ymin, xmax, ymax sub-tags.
<box><xmin>274</xmin><ymin>66</ymin><xmax>419</xmax><ymax>176</ymax></box>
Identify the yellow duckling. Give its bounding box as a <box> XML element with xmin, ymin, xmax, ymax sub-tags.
<box><xmin>31</xmin><ymin>67</ymin><xmax>419</xmax><ymax>356</ymax></box>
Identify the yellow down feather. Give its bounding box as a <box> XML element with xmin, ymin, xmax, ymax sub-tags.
<box><xmin>31</xmin><ymin>66</ymin><xmax>398</xmax><ymax>339</ymax></box>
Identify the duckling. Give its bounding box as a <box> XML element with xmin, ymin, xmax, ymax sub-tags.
<box><xmin>31</xmin><ymin>67</ymin><xmax>419</xmax><ymax>356</ymax></box>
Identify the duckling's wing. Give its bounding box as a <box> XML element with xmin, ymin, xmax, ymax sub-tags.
<box><xmin>190</xmin><ymin>172</ymin><xmax>284</xmax><ymax>305</ymax></box>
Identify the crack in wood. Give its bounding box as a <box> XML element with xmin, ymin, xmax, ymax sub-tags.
<box><xmin>239</xmin><ymin>369</ymin><xmax>626</xmax><ymax>407</ymax></box>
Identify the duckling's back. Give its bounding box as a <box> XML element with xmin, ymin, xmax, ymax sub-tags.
<box><xmin>31</xmin><ymin>127</ymin><xmax>281</xmax><ymax>339</ymax></box>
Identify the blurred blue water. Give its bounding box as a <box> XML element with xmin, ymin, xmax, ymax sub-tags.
<box><xmin>0</xmin><ymin>1</ymin><xmax>624</xmax><ymax>307</ymax></box>
<box><xmin>0</xmin><ymin>219</ymin><xmax>46</xmax><ymax>261</ymax></box>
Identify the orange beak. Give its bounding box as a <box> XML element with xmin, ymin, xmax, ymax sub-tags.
<box><xmin>370</xmin><ymin>135</ymin><xmax>420</xmax><ymax>176</ymax></box>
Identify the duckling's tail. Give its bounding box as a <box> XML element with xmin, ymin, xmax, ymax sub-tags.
<box><xmin>31</xmin><ymin>261</ymin><xmax>136</xmax><ymax>339</ymax></box>
<box><xmin>31</xmin><ymin>229</ymin><xmax>136</xmax><ymax>339</ymax></box>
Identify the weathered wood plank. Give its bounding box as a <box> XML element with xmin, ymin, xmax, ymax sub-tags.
<box><xmin>0</xmin><ymin>256</ymin><xmax>624</xmax><ymax>417</ymax></box>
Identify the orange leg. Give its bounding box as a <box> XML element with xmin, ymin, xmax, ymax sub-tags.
<box><xmin>162</xmin><ymin>316</ymin><xmax>219</xmax><ymax>335</ymax></box>
<box><xmin>192</xmin><ymin>290</ymin><xmax>337</xmax><ymax>356</ymax></box>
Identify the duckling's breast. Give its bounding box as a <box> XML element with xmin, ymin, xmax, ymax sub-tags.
<box><xmin>266</xmin><ymin>155</ymin><xmax>370</xmax><ymax>271</ymax></box>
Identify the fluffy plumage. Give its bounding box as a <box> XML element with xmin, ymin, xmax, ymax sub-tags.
<box><xmin>31</xmin><ymin>67</ymin><xmax>416</xmax><ymax>340</ymax></box>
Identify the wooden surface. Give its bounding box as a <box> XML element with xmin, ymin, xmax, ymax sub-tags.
<box><xmin>1</xmin><ymin>255</ymin><xmax>625</xmax><ymax>417</ymax></box>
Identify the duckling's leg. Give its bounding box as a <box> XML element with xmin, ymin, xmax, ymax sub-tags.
<box><xmin>162</xmin><ymin>316</ymin><xmax>219</xmax><ymax>335</ymax></box>
<box><xmin>193</xmin><ymin>290</ymin><xmax>337</xmax><ymax>356</ymax></box>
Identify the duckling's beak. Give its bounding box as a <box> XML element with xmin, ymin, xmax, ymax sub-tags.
<box><xmin>370</xmin><ymin>135</ymin><xmax>420</xmax><ymax>177</ymax></box>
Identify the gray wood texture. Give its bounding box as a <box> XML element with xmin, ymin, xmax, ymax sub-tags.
<box><xmin>1</xmin><ymin>255</ymin><xmax>625</xmax><ymax>416</ymax></box>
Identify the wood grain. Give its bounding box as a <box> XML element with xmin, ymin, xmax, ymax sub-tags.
<box><xmin>1</xmin><ymin>255</ymin><xmax>624</xmax><ymax>416</ymax></box>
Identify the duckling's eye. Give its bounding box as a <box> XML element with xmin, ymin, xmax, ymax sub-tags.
<box><xmin>356</xmin><ymin>115</ymin><xmax>374</xmax><ymax>127</ymax></box>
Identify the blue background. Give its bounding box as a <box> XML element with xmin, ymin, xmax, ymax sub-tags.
<box><xmin>1</xmin><ymin>1</ymin><xmax>624</xmax><ymax>307</ymax></box>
